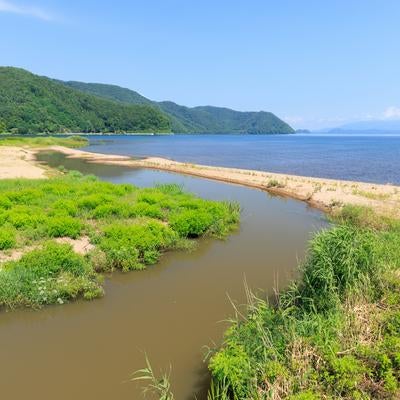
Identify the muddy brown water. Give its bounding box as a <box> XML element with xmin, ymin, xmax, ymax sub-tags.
<box><xmin>0</xmin><ymin>152</ymin><xmax>327</xmax><ymax>400</ymax></box>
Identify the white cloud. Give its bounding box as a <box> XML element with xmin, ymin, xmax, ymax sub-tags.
<box><xmin>383</xmin><ymin>106</ymin><xmax>400</xmax><ymax>119</ymax></box>
<box><xmin>0</xmin><ymin>0</ymin><xmax>53</xmax><ymax>21</ymax></box>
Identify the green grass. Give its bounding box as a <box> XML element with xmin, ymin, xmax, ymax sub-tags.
<box><xmin>206</xmin><ymin>205</ymin><xmax>400</xmax><ymax>399</ymax></box>
<box><xmin>0</xmin><ymin>135</ymin><xmax>89</xmax><ymax>148</ymax></box>
<box><xmin>0</xmin><ymin>172</ymin><xmax>239</xmax><ymax>309</ymax></box>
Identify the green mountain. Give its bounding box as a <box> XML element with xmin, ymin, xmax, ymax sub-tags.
<box><xmin>0</xmin><ymin>67</ymin><xmax>171</xmax><ymax>134</ymax></box>
<box><xmin>0</xmin><ymin>67</ymin><xmax>293</xmax><ymax>134</ymax></box>
<box><xmin>61</xmin><ymin>81</ymin><xmax>152</xmax><ymax>106</ymax></box>
<box><xmin>61</xmin><ymin>81</ymin><xmax>294</xmax><ymax>134</ymax></box>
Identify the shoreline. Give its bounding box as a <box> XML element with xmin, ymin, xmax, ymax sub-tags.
<box><xmin>38</xmin><ymin>146</ymin><xmax>400</xmax><ymax>217</ymax></box>
<box><xmin>1</xmin><ymin>144</ymin><xmax>399</xmax><ymax>217</ymax></box>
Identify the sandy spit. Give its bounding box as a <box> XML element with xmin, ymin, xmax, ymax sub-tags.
<box><xmin>28</xmin><ymin>145</ymin><xmax>400</xmax><ymax>218</ymax></box>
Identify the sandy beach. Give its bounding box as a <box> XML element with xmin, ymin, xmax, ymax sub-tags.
<box><xmin>1</xmin><ymin>145</ymin><xmax>399</xmax><ymax>217</ymax></box>
<box><xmin>42</xmin><ymin>146</ymin><xmax>400</xmax><ymax>217</ymax></box>
<box><xmin>0</xmin><ymin>146</ymin><xmax>47</xmax><ymax>179</ymax></box>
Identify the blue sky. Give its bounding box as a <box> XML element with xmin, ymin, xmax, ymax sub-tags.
<box><xmin>1</xmin><ymin>0</ymin><xmax>399</xmax><ymax>129</ymax></box>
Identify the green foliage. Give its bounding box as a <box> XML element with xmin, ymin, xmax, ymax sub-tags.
<box><xmin>60</xmin><ymin>78</ymin><xmax>295</xmax><ymax>134</ymax></box>
<box><xmin>208</xmin><ymin>343</ymin><xmax>252</xmax><ymax>399</ymax></box>
<box><xmin>294</xmin><ymin>225</ymin><xmax>377</xmax><ymax>313</ymax></box>
<box><xmin>99</xmin><ymin>221</ymin><xmax>177</xmax><ymax>271</ymax></box>
<box><xmin>46</xmin><ymin>216</ymin><xmax>83</xmax><ymax>239</ymax></box>
<box><xmin>0</xmin><ymin>135</ymin><xmax>88</xmax><ymax>148</ymax></box>
<box><xmin>323</xmin><ymin>355</ymin><xmax>365</xmax><ymax>395</ymax></box>
<box><xmin>266</xmin><ymin>179</ymin><xmax>284</xmax><ymax>188</ymax></box>
<box><xmin>0</xmin><ymin>242</ymin><xmax>102</xmax><ymax>308</ymax></box>
<box><xmin>0</xmin><ymin>173</ymin><xmax>239</xmax><ymax>309</ymax></box>
<box><xmin>207</xmin><ymin>207</ymin><xmax>400</xmax><ymax>399</ymax></box>
<box><xmin>0</xmin><ymin>67</ymin><xmax>171</xmax><ymax>134</ymax></box>
<box><xmin>156</xmin><ymin>102</ymin><xmax>295</xmax><ymax>134</ymax></box>
<box><xmin>131</xmin><ymin>356</ymin><xmax>175</xmax><ymax>400</ymax></box>
<box><xmin>0</xmin><ymin>227</ymin><xmax>16</xmax><ymax>250</ymax></box>
<box><xmin>169</xmin><ymin>210</ymin><xmax>214</xmax><ymax>237</ymax></box>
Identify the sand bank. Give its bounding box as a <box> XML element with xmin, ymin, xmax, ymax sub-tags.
<box><xmin>0</xmin><ymin>146</ymin><xmax>47</xmax><ymax>179</ymax></box>
<box><xmin>32</xmin><ymin>146</ymin><xmax>400</xmax><ymax>218</ymax></box>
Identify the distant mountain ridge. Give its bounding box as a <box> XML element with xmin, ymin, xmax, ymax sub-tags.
<box><xmin>326</xmin><ymin>120</ymin><xmax>400</xmax><ymax>133</ymax></box>
<box><xmin>60</xmin><ymin>80</ymin><xmax>294</xmax><ymax>134</ymax></box>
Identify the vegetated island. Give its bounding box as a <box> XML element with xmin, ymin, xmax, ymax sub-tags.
<box><xmin>0</xmin><ymin>67</ymin><xmax>294</xmax><ymax>135</ymax></box>
<box><xmin>1</xmin><ymin>138</ymin><xmax>399</xmax><ymax>399</ymax></box>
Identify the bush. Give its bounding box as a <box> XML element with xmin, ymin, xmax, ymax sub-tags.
<box><xmin>100</xmin><ymin>221</ymin><xmax>177</xmax><ymax>271</ymax></box>
<box><xmin>77</xmin><ymin>194</ymin><xmax>114</xmax><ymax>210</ymax></box>
<box><xmin>0</xmin><ymin>242</ymin><xmax>100</xmax><ymax>308</ymax></box>
<box><xmin>169</xmin><ymin>210</ymin><xmax>215</xmax><ymax>237</ymax></box>
<box><xmin>0</xmin><ymin>227</ymin><xmax>16</xmax><ymax>250</ymax></box>
<box><xmin>129</xmin><ymin>202</ymin><xmax>164</xmax><ymax>219</ymax></box>
<box><xmin>0</xmin><ymin>195</ymin><xmax>11</xmax><ymax>209</ymax></box>
<box><xmin>6</xmin><ymin>207</ymin><xmax>47</xmax><ymax>229</ymax></box>
<box><xmin>46</xmin><ymin>216</ymin><xmax>83</xmax><ymax>239</ymax></box>
<box><xmin>209</xmin><ymin>343</ymin><xmax>252</xmax><ymax>399</ymax></box>
<box><xmin>51</xmin><ymin>199</ymin><xmax>78</xmax><ymax>217</ymax></box>
<box><xmin>92</xmin><ymin>203</ymin><xmax>129</xmax><ymax>219</ymax></box>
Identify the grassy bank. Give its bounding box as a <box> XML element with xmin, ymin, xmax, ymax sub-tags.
<box><xmin>207</xmin><ymin>206</ymin><xmax>399</xmax><ymax>399</ymax></box>
<box><xmin>0</xmin><ymin>135</ymin><xmax>88</xmax><ymax>148</ymax></box>
<box><xmin>0</xmin><ymin>172</ymin><xmax>239</xmax><ymax>309</ymax></box>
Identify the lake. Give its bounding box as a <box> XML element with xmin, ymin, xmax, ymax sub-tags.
<box><xmin>0</xmin><ymin>152</ymin><xmax>326</xmax><ymax>400</ymax></box>
<box><xmin>83</xmin><ymin>133</ymin><xmax>400</xmax><ymax>185</ymax></box>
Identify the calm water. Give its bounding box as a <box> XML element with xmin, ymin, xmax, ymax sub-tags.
<box><xmin>83</xmin><ymin>133</ymin><xmax>400</xmax><ymax>184</ymax></box>
<box><xmin>0</xmin><ymin>152</ymin><xmax>326</xmax><ymax>400</ymax></box>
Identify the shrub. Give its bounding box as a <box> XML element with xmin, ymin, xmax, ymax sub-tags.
<box><xmin>209</xmin><ymin>343</ymin><xmax>252</xmax><ymax>399</ymax></box>
<box><xmin>267</xmin><ymin>179</ymin><xmax>284</xmax><ymax>188</ymax></box>
<box><xmin>0</xmin><ymin>227</ymin><xmax>16</xmax><ymax>250</ymax></box>
<box><xmin>0</xmin><ymin>195</ymin><xmax>11</xmax><ymax>209</ymax></box>
<box><xmin>77</xmin><ymin>194</ymin><xmax>114</xmax><ymax>210</ymax></box>
<box><xmin>92</xmin><ymin>203</ymin><xmax>129</xmax><ymax>219</ymax></box>
<box><xmin>46</xmin><ymin>216</ymin><xmax>82</xmax><ymax>239</ymax></box>
<box><xmin>0</xmin><ymin>242</ymin><xmax>100</xmax><ymax>308</ymax></box>
<box><xmin>100</xmin><ymin>221</ymin><xmax>177</xmax><ymax>271</ymax></box>
<box><xmin>129</xmin><ymin>202</ymin><xmax>164</xmax><ymax>219</ymax></box>
<box><xmin>51</xmin><ymin>199</ymin><xmax>78</xmax><ymax>217</ymax></box>
<box><xmin>323</xmin><ymin>355</ymin><xmax>365</xmax><ymax>395</ymax></box>
<box><xmin>6</xmin><ymin>188</ymin><xmax>43</xmax><ymax>205</ymax></box>
<box><xmin>6</xmin><ymin>207</ymin><xmax>47</xmax><ymax>229</ymax></box>
<box><xmin>169</xmin><ymin>210</ymin><xmax>214</xmax><ymax>237</ymax></box>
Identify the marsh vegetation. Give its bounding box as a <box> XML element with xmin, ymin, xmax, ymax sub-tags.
<box><xmin>0</xmin><ymin>171</ymin><xmax>239</xmax><ymax>309</ymax></box>
<box><xmin>0</xmin><ymin>135</ymin><xmax>89</xmax><ymax>148</ymax></box>
<box><xmin>206</xmin><ymin>205</ymin><xmax>400</xmax><ymax>399</ymax></box>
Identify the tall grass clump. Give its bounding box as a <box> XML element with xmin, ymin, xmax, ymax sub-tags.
<box><xmin>0</xmin><ymin>175</ymin><xmax>239</xmax><ymax>309</ymax></box>
<box><xmin>207</xmin><ymin>206</ymin><xmax>400</xmax><ymax>399</ymax></box>
<box><xmin>131</xmin><ymin>356</ymin><xmax>175</xmax><ymax>400</ymax></box>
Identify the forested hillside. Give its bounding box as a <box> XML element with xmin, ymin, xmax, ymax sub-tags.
<box><xmin>0</xmin><ymin>67</ymin><xmax>171</xmax><ymax>134</ymax></box>
<box><xmin>61</xmin><ymin>80</ymin><xmax>294</xmax><ymax>134</ymax></box>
